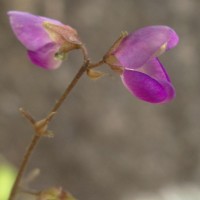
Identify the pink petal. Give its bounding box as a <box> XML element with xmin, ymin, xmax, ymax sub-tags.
<box><xmin>138</xmin><ymin>58</ymin><xmax>171</xmax><ymax>82</ymax></box>
<box><xmin>114</xmin><ymin>26</ymin><xmax>179</xmax><ymax>70</ymax></box>
<box><xmin>7</xmin><ymin>11</ymin><xmax>62</xmax><ymax>51</ymax></box>
<box><xmin>121</xmin><ymin>69</ymin><xmax>175</xmax><ymax>103</ymax></box>
<box><xmin>27</xmin><ymin>43</ymin><xmax>61</xmax><ymax>70</ymax></box>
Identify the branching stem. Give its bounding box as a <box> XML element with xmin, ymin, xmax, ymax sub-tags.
<box><xmin>8</xmin><ymin>45</ymin><xmax>104</xmax><ymax>200</ymax></box>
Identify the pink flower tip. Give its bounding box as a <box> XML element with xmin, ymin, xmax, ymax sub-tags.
<box><xmin>8</xmin><ymin>11</ymin><xmax>81</xmax><ymax>70</ymax></box>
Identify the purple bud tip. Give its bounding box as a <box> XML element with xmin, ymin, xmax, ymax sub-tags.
<box><xmin>7</xmin><ymin>11</ymin><xmax>79</xmax><ymax>70</ymax></box>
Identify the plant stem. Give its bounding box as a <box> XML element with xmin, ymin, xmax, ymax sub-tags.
<box><xmin>9</xmin><ymin>45</ymin><xmax>89</xmax><ymax>200</ymax></box>
<box><xmin>49</xmin><ymin>46</ymin><xmax>104</xmax><ymax>115</ymax></box>
<box><xmin>9</xmin><ymin>60</ymin><xmax>90</xmax><ymax>200</ymax></box>
<box><xmin>88</xmin><ymin>59</ymin><xmax>105</xmax><ymax>69</ymax></box>
<box><xmin>8</xmin><ymin>134</ymin><xmax>40</xmax><ymax>200</ymax></box>
<box><xmin>48</xmin><ymin>45</ymin><xmax>89</xmax><ymax>115</ymax></box>
<box><xmin>8</xmin><ymin>45</ymin><xmax>105</xmax><ymax>200</ymax></box>
<box><xmin>50</xmin><ymin>60</ymin><xmax>89</xmax><ymax>114</ymax></box>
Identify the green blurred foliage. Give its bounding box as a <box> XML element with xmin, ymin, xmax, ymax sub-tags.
<box><xmin>0</xmin><ymin>156</ymin><xmax>16</xmax><ymax>200</ymax></box>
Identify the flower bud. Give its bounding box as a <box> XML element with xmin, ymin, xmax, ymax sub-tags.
<box><xmin>8</xmin><ymin>11</ymin><xmax>81</xmax><ymax>70</ymax></box>
<box><xmin>37</xmin><ymin>187</ymin><xmax>76</xmax><ymax>200</ymax></box>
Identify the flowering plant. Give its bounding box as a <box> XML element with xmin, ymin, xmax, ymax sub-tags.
<box><xmin>7</xmin><ymin>11</ymin><xmax>179</xmax><ymax>200</ymax></box>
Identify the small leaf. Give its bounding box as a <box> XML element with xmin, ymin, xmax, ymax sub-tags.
<box><xmin>87</xmin><ymin>69</ymin><xmax>105</xmax><ymax>80</ymax></box>
<box><xmin>110</xmin><ymin>65</ymin><xmax>123</xmax><ymax>75</ymax></box>
<box><xmin>55</xmin><ymin>51</ymin><xmax>67</xmax><ymax>61</ymax></box>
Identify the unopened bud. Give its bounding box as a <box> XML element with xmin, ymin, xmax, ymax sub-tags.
<box><xmin>37</xmin><ymin>187</ymin><xmax>76</xmax><ymax>200</ymax></box>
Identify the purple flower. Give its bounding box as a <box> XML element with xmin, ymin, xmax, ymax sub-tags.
<box><xmin>8</xmin><ymin>11</ymin><xmax>81</xmax><ymax>70</ymax></box>
<box><xmin>106</xmin><ymin>26</ymin><xmax>179</xmax><ymax>103</ymax></box>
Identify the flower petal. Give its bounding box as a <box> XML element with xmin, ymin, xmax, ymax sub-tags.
<box><xmin>27</xmin><ymin>43</ymin><xmax>61</xmax><ymax>70</ymax></box>
<box><xmin>7</xmin><ymin>11</ymin><xmax>62</xmax><ymax>51</ymax></box>
<box><xmin>114</xmin><ymin>26</ymin><xmax>179</xmax><ymax>70</ymax></box>
<box><xmin>121</xmin><ymin>69</ymin><xmax>175</xmax><ymax>103</ymax></box>
<box><xmin>138</xmin><ymin>58</ymin><xmax>171</xmax><ymax>82</ymax></box>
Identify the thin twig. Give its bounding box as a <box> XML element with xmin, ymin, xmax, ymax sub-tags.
<box><xmin>8</xmin><ymin>45</ymin><xmax>89</xmax><ymax>200</ymax></box>
<box><xmin>8</xmin><ymin>134</ymin><xmax>40</xmax><ymax>200</ymax></box>
<box><xmin>88</xmin><ymin>59</ymin><xmax>105</xmax><ymax>69</ymax></box>
<box><xmin>50</xmin><ymin>60</ymin><xmax>89</xmax><ymax>114</ymax></box>
<box><xmin>8</xmin><ymin>44</ymin><xmax>105</xmax><ymax>200</ymax></box>
<box><xmin>19</xmin><ymin>108</ymin><xmax>35</xmax><ymax>125</ymax></box>
<box><xmin>49</xmin><ymin>45</ymin><xmax>90</xmax><ymax>115</ymax></box>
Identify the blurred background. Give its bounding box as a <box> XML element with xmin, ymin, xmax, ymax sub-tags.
<box><xmin>1</xmin><ymin>0</ymin><xmax>200</xmax><ymax>200</ymax></box>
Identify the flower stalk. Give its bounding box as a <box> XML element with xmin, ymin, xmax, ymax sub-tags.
<box><xmin>8</xmin><ymin>134</ymin><xmax>40</xmax><ymax>200</ymax></box>
<box><xmin>8</xmin><ymin>45</ymin><xmax>105</xmax><ymax>200</ymax></box>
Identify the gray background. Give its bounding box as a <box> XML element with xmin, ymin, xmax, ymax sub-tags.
<box><xmin>1</xmin><ymin>0</ymin><xmax>200</xmax><ymax>200</ymax></box>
